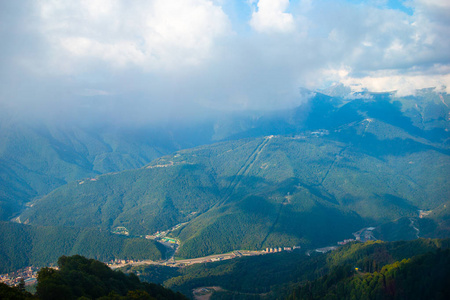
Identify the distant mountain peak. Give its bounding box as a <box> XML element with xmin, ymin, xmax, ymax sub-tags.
<box><xmin>318</xmin><ymin>83</ymin><xmax>352</xmax><ymax>98</ymax></box>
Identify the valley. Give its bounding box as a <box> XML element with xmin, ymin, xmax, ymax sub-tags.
<box><xmin>125</xmin><ymin>238</ymin><xmax>450</xmax><ymax>299</ymax></box>
<box><xmin>2</xmin><ymin>1</ymin><xmax>450</xmax><ymax>297</ymax></box>
<box><xmin>19</xmin><ymin>126</ymin><xmax>450</xmax><ymax>259</ymax></box>
<box><xmin>1</xmin><ymin>89</ymin><xmax>450</xmax><ymax>299</ymax></box>
<box><xmin>110</xmin><ymin>250</ymin><xmax>265</xmax><ymax>270</ymax></box>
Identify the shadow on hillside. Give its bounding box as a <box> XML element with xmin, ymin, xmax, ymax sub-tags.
<box><xmin>332</xmin><ymin>130</ymin><xmax>450</xmax><ymax>157</ymax></box>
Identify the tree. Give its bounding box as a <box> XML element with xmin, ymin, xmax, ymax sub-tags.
<box><xmin>18</xmin><ymin>278</ymin><xmax>25</xmax><ymax>292</ymax></box>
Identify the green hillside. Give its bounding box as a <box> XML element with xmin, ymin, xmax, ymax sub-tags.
<box><xmin>0</xmin><ymin>117</ymin><xmax>217</xmax><ymax>220</ymax></box>
<box><xmin>20</xmin><ymin>130</ymin><xmax>450</xmax><ymax>258</ymax></box>
<box><xmin>125</xmin><ymin>239</ymin><xmax>450</xmax><ymax>299</ymax></box>
<box><xmin>289</xmin><ymin>247</ymin><xmax>450</xmax><ymax>300</ymax></box>
<box><xmin>4</xmin><ymin>89</ymin><xmax>449</xmax><ymax>222</ymax></box>
<box><xmin>13</xmin><ymin>89</ymin><xmax>450</xmax><ymax>261</ymax></box>
<box><xmin>0</xmin><ymin>222</ymin><xmax>166</xmax><ymax>274</ymax></box>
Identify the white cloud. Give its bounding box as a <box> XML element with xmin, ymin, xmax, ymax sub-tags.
<box><xmin>37</xmin><ymin>0</ymin><xmax>231</xmax><ymax>72</ymax></box>
<box><xmin>415</xmin><ymin>0</ymin><xmax>450</xmax><ymax>9</ymax></box>
<box><xmin>78</xmin><ymin>88</ymin><xmax>113</xmax><ymax>97</ymax></box>
<box><xmin>315</xmin><ymin>66</ymin><xmax>450</xmax><ymax>96</ymax></box>
<box><xmin>1</xmin><ymin>0</ymin><xmax>450</xmax><ymax>121</ymax></box>
<box><xmin>249</xmin><ymin>0</ymin><xmax>295</xmax><ymax>33</ymax></box>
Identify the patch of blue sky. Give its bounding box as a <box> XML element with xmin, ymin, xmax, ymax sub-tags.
<box><xmin>222</xmin><ymin>0</ymin><xmax>413</xmax><ymax>34</ymax></box>
<box><xmin>218</xmin><ymin>0</ymin><xmax>302</xmax><ymax>34</ymax></box>
<box><xmin>387</xmin><ymin>0</ymin><xmax>414</xmax><ymax>15</ymax></box>
<box><xmin>218</xmin><ymin>0</ymin><xmax>253</xmax><ymax>34</ymax></box>
<box><xmin>343</xmin><ymin>0</ymin><xmax>414</xmax><ymax>15</ymax></box>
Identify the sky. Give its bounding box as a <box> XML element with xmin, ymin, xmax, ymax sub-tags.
<box><xmin>0</xmin><ymin>0</ymin><xmax>449</xmax><ymax>123</ymax></box>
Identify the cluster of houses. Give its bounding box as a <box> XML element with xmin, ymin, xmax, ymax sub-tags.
<box><xmin>337</xmin><ymin>238</ymin><xmax>356</xmax><ymax>245</ymax></box>
<box><xmin>0</xmin><ymin>266</ymin><xmax>41</xmax><ymax>287</ymax></box>
<box><xmin>111</xmin><ymin>226</ymin><xmax>130</xmax><ymax>236</ymax></box>
<box><xmin>264</xmin><ymin>246</ymin><xmax>301</xmax><ymax>253</ymax></box>
<box><xmin>145</xmin><ymin>222</ymin><xmax>187</xmax><ymax>241</ymax></box>
<box><xmin>106</xmin><ymin>258</ymin><xmax>139</xmax><ymax>267</ymax></box>
<box><xmin>310</xmin><ymin>129</ymin><xmax>329</xmax><ymax>137</ymax></box>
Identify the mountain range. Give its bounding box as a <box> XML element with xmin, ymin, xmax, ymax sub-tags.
<box><xmin>7</xmin><ymin>87</ymin><xmax>449</xmax><ymax>262</ymax></box>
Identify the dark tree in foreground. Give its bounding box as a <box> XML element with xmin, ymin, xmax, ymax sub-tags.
<box><xmin>289</xmin><ymin>249</ymin><xmax>450</xmax><ymax>300</ymax></box>
<box><xmin>0</xmin><ymin>282</ymin><xmax>36</xmax><ymax>299</ymax></box>
<box><xmin>35</xmin><ymin>255</ymin><xmax>187</xmax><ymax>300</ymax></box>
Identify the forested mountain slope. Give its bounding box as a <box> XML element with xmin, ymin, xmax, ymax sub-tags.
<box><xmin>0</xmin><ymin>221</ymin><xmax>165</xmax><ymax>273</ymax></box>
<box><xmin>288</xmin><ymin>246</ymin><xmax>450</xmax><ymax>300</ymax></box>
<box><xmin>0</xmin><ymin>110</ymin><xmax>241</xmax><ymax>220</ymax></box>
<box><xmin>127</xmin><ymin>239</ymin><xmax>450</xmax><ymax>299</ymax></box>
<box><xmin>19</xmin><ymin>90</ymin><xmax>450</xmax><ymax>258</ymax></box>
<box><xmin>0</xmin><ymin>119</ymin><xmax>184</xmax><ymax>220</ymax></box>
<box><xmin>3</xmin><ymin>87</ymin><xmax>449</xmax><ymax>222</ymax></box>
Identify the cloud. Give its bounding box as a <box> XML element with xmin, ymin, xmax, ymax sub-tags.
<box><xmin>315</xmin><ymin>66</ymin><xmax>450</xmax><ymax>96</ymax></box>
<box><xmin>78</xmin><ymin>89</ymin><xmax>113</xmax><ymax>97</ymax></box>
<box><xmin>37</xmin><ymin>0</ymin><xmax>231</xmax><ymax>72</ymax></box>
<box><xmin>291</xmin><ymin>0</ymin><xmax>450</xmax><ymax>95</ymax></box>
<box><xmin>0</xmin><ymin>0</ymin><xmax>449</xmax><ymax>124</ymax></box>
<box><xmin>249</xmin><ymin>0</ymin><xmax>295</xmax><ymax>33</ymax></box>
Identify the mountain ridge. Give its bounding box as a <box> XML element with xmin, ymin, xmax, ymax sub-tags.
<box><xmin>19</xmin><ymin>120</ymin><xmax>450</xmax><ymax>258</ymax></box>
<box><xmin>5</xmin><ymin>88</ymin><xmax>450</xmax><ymax>266</ymax></box>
